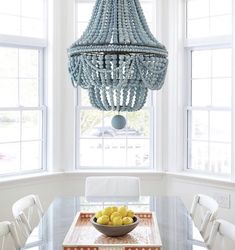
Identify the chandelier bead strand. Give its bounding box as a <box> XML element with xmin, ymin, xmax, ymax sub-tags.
<box><xmin>68</xmin><ymin>0</ymin><xmax>168</xmax><ymax>129</ymax></box>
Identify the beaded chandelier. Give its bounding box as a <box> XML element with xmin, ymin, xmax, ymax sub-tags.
<box><xmin>68</xmin><ymin>0</ymin><xmax>168</xmax><ymax>129</ymax></box>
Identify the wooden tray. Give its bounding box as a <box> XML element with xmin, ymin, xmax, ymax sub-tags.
<box><xmin>63</xmin><ymin>212</ymin><xmax>162</xmax><ymax>250</ymax></box>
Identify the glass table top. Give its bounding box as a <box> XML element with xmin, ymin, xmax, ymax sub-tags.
<box><xmin>22</xmin><ymin>196</ymin><xmax>208</xmax><ymax>250</ymax></box>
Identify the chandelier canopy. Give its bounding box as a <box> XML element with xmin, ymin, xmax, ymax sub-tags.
<box><xmin>68</xmin><ymin>0</ymin><xmax>168</xmax><ymax>127</ymax></box>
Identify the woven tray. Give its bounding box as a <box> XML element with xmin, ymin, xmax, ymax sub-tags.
<box><xmin>63</xmin><ymin>212</ymin><xmax>162</xmax><ymax>250</ymax></box>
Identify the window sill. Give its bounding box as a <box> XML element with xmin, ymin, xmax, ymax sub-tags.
<box><xmin>64</xmin><ymin>170</ymin><xmax>165</xmax><ymax>179</ymax></box>
<box><xmin>0</xmin><ymin>172</ymin><xmax>63</xmax><ymax>187</ymax></box>
<box><xmin>166</xmin><ymin>171</ymin><xmax>235</xmax><ymax>188</ymax></box>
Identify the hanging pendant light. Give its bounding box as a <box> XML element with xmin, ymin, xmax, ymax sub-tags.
<box><xmin>68</xmin><ymin>0</ymin><xmax>168</xmax><ymax>129</ymax></box>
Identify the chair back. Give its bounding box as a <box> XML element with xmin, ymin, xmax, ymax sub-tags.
<box><xmin>85</xmin><ymin>176</ymin><xmax>140</xmax><ymax>202</ymax></box>
<box><xmin>12</xmin><ymin>194</ymin><xmax>43</xmax><ymax>243</ymax></box>
<box><xmin>0</xmin><ymin>221</ymin><xmax>21</xmax><ymax>250</ymax></box>
<box><xmin>190</xmin><ymin>194</ymin><xmax>218</xmax><ymax>239</ymax></box>
<box><xmin>207</xmin><ymin>219</ymin><xmax>235</xmax><ymax>250</ymax></box>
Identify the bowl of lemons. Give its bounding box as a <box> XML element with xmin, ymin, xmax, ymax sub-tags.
<box><xmin>91</xmin><ymin>206</ymin><xmax>139</xmax><ymax>237</ymax></box>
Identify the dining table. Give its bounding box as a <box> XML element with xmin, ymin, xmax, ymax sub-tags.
<box><xmin>22</xmin><ymin>196</ymin><xmax>208</xmax><ymax>250</ymax></box>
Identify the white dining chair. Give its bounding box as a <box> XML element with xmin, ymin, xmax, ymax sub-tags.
<box><xmin>207</xmin><ymin>219</ymin><xmax>235</xmax><ymax>250</ymax></box>
<box><xmin>85</xmin><ymin>176</ymin><xmax>140</xmax><ymax>202</ymax></box>
<box><xmin>190</xmin><ymin>194</ymin><xmax>219</xmax><ymax>240</ymax></box>
<box><xmin>0</xmin><ymin>221</ymin><xmax>21</xmax><ymax>250</ymax></box>
<box><xmin>12</xmin><ymin>194</ymin><xmax>43</xmax><ymax>240</ymax></box>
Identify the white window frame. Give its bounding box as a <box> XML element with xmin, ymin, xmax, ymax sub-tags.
<box><xmin>0</xmin><ymin>1</ymin><xmax>48</xmax><ymax>176</ymax></box>
<box><xmin>74</xmin><ymin>0</ymin><xmax>161</xmax><ymax>171</ymax></box>
<box><xmin>75</xmin><ymin>90</ymin><xmax>155</xmax><ymax>170</ymax></box>
<box><xmin>183</xmin><ymin>0</ymin><xmax>234</xmax><ymax>176</ymax></box>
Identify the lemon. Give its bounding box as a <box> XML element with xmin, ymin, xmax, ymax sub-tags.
<box><xmin>127</xmin><ymin>210</ymin><xmax>135</xmax><ymax>218</ymax></box>
<box><xmin>108</xmin><ymin>221</ymin><xmax>113</xmax><ymax>226</ymax></box>
<box><xmin>118</xmin><ymin>206</ymin><xmax>128</xmax><ymax>217</ymax></box>
<box><xmin>122</xmin><ymin>217</ymin><xmax>133</xmax><ymax>225</ymax></box>
<box><xmin>111</xmin><ymin>206</ymin><xmax>118</xmax><ymax>213</ymax></box>
<box><xmin>97</xmin><ymin>215</ymin><xmax>109</xmax><ymax>225</ymax></box>
<box><xmin>112</xmin><ymin>216</ymin><xmax>123</xmax><ymax>226</ymax></box>
<box><xmin>102</xmin><ymin>207</ymin><xmax>112</xmax><ymax>216</ymax></box>
<box><xmin>95</xmin><ymin>211</ymin><xmax>102</xmax><ymax>219</ymax></box>
<box><xmin>110</xmin><ymin>211</ymin><xmax>122</xmax><ymax>221</ymax></box>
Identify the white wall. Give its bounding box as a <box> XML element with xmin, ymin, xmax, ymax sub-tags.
<box><xmin>166</xmin><ymin>173</ymin><xmax>235</xmax><ymax>224</ymax></box>
<box><xmin>0</xmin><ymin>174</ymin><xmax>63</xmax><ymax>221</ymax></box>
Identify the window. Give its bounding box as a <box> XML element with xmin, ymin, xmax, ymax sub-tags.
<box><xmin>0</xmin><ymin>0</ymin><xmax>45</xmax><ymax>38</ymax></box>
<box><xmin>75</xmin><ymin>0</ymin><xmax>157</xmax><ymax>170</ymax></box>
<box><xmin>185</xmin><ymin>0</ymin><xmax>233</xmax><ymax>174</ymax></box>
<box><xmin>187</xmin><ymin>0</ymin><xmax>232</xmax><ymax>38</ymax></box>
<box><xmin>0</xmin><ymin>0</ymin><xmax>47</xmax><ymax>175</ymax></box>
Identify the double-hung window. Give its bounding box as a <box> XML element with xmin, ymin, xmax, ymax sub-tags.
<box><xmin>185</xmin><ymin>0</ymin><xmax>233</xmax><ymax>175</ymax></box>
<box><xmin>0</xmin><ymin>0</ymin><xmax>47</xmax><ymax>175</ymax></box>
<box><xmin>75</xmin><ymin>0</ymin><xmax>158</xmax><ymax>170</ymax></box>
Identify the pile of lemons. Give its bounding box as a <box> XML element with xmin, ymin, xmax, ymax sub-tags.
<box><xmin>94</xmin><ymin>206</ymin><xmax>135</xmax><ymax>226</ymax></box>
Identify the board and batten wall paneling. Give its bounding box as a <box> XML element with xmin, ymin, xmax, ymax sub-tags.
<box><xmin>165</xmin><ymin>173</ymin><xmax>235</xmax><ymax>224</ymax></box>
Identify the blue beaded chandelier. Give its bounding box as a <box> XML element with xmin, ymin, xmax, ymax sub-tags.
<box><xmin>68</xmin><ymin>0</ymin><xmax>168</xmax><ymax>129</ymax></box>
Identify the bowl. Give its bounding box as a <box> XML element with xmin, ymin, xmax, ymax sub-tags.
<box><xmin>90</xmin><ymin>216</ymin><xmax>139</xmax><ymax>237</ymax></box>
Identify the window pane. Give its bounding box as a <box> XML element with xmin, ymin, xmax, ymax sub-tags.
<box><xmin>191</xmin><ymin>111</ymin><xmax>208</xmax><ymax>140</ymax></box>
<box><xmin>80</xmin><ymin>139</ymin><xmax>102</xmax><ymax>166</ymax></box>
<box><xmin>22</xmin><ymin>111</ymin><xmax>42</xmax><ymax>141</ymax></box>
<box><xmin>210</xmin><ymin>111</ymin><xmax>231</xmax><ymax>142</ymax></box>
<box><xmin>192</xmin><ymin>79</ymin><xmax>211</xmax><ymax>106</ymax></box>
<box><xmin>209</xmin><ymin>143</ymin><xmax>230</xmax><ymax>174</ymax></box>
<box><xmin>21</xmin><ymin>141</ymin><xmax>41</xmax><ymax>170</ymax></box>
<box><xmin>141</xmin><ymin>2</ymin><xmax>154</xmax><ymax>30</ymax></box>
<box><xmin>0</xmin><ymin>0</ymin><xmax>45</xmax><ymax>38</ymax></box>
<box><xmin>192</xmin><ymin>50</ymin><xmax>211</xmax><ymax>78</ymax></box>
<box><xmin>21</xmin><ymin>0</ymin><xmax>43</xmax><ymax>19</ymax></box>
<box><xmin>0</xmin><ymin>0</ymin><xmax>20</xmax><ymax>15</ymax></box>
<box><xmin>0</xmin><ymin>79</ymin><xmax>18</xmax><ymax>107</ymax></box>
<box><xmin>0</xmin><ymin>112</ymin><xmax>20</xmax><ymax>143</ymax></box>
<box><xmin>0</xmin><ymin>47</ymin><xmax>18</xmax><ymax>78</ymax></box>
<box><xmin>210</xmin><ymin>0</ymin><xmax>232</xmax><ymax>16</ymax></box>
<box><xmin>22</xmin><ymin>18</ymin><xmax>43</xmax><ymax>38</ymax></box>
<box><xmin>212</xmin><ymin>78</ymin><xmax>231</xmax><ymax>107</ymax></box>
<box><xmin>127</xmin><ymin>139</ymin><xmax>149</xmax><ymax>167</ymax></box>
<box><xmin>210</xmin><ymin>15</ymin><xmax>232</xmax><ymax>37</ymax></box>
<box><xmin>76</xmin><ymin>2</ymin><xmax>94</xmax><ymax>22</ymax></box>
<box><xmin>0</xmin><ymin>15</ymin><xmax>20</xmax><ymax>36</ymax></box>
<box><xmin>190</xmin><ymin>141</ymin><xmax>209</xmax><ymax>171</ymax></box>
<box><xmin>19</xmin><ymin>79</ymin><xmax>39</xmax><ymax>107</ymax></box>
<box><xmin>19</xmin><ymin>49</ymin><xmax>39</xmax><ymax>78</ymax></box>
<box><xmin>127</xmin><ymin>111</ymin><xmax>150</xmax><ymax>137</ymax></box>
<box><xmin>103</xmin><ymin>139</ymin><xmax>126</xmax><ymax>167</ymax></box>
<box><xmin>0</xmin><ymin>143</ymin><xmax>20</xmax><ymax>174</ymax></box>
<box><xmin>80</xmin><ymin>89</ymin><xmax>91</xmax><ymax>107</ymax></box>
<box><xmin>187</xmin><ymin>19</ymin><xmax>210</xmax><ymax>39</ymax></box>
<box><xmin>76</xmin><ymin>22</ymin><xmax>89</xmax><ymax>38</ymax></box>
<box><xmin>212</xmin><ymin>49</ymin><xmax>232</xmax><ymax>78</ymax></box>
<box><xmin>187</xmin><ymin>0</ymin><xmax>209</xmax><ymax>19</ymax></box>
<box><xmin>187</xmin><ymin>0</ymin><xmax>232</xmax><ymax>38</ymax></box>
<box><xmin>80</xmin><ymin>110</ymin><xmax>103</xmax><ymax>137</ymax></box>
<box><xmin>192</xmin><ymin>48</ymin><xmax>232</xmax><ymax>108</ymax></box>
